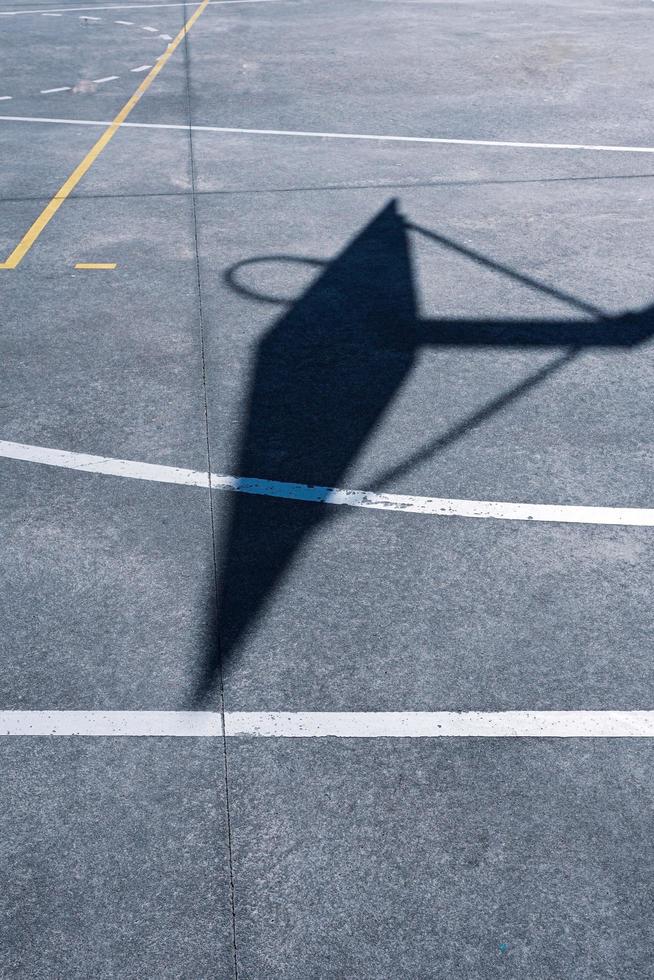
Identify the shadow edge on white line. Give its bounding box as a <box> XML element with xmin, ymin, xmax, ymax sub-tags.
<box><xmin>1</xmin><ymin>438</ymin><xmax>653</xmax><ymax>527</ymax></box>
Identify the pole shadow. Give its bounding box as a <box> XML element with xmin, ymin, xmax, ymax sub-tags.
<box><xmin>195</xmin><ymin>199</ymin><xmax>654</xmax><ymax>700</ymax></box>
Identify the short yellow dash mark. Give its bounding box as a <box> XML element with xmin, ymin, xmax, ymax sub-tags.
<box><xmin>74</xmin><ymin>262</ymin><xmax>117</xmax><ymax>270</ymax></box>
<box><xmin>0</xmin><ymin>0</ymin><xmax>211</xmax><ymax>270</ymax></box>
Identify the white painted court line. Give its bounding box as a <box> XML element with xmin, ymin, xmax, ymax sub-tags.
<box><xmin>0</xmin><ymin>711</ymin><xmax>222</xmax><ymax>736</ymax></box>
<box><xmin>1</xmin><ymin>439</ymin><xmax>653</xmax><ymax>527</ymax></box>
<box><xmin>2</xmin><ymin>711</ymin><xmax>654</xmax><ymax>737</ymax></box>
<box><xmin>0</xmin><ymin>114</ymin><xmax>654</xmax><ymax>156</ymax></box>
<box><xmin>0</xmin><ymin>0</ymin><xmax>280</xmax><ymax>14</ymax></box>
<box><xmin>226</xmin><ymin>712</ymin><xmax>654</xmax><ymax>738</ymax></box>
<box><xmin>166</xmin><ymin>126</ymin><xmax>654</xmax><ymax>156</ymax></box>
<box><xmin>0</xmin><ymin>440</ymin><xmax>210</xmax><ymax>488</ymax></box>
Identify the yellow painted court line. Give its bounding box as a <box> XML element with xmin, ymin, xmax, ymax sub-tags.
<box><xmin>74</xmin><ymin>262</ymin><xmax>117</xmax><ymax>269</ymax></box>
<box><xmin>0</xmin><ymin>0</ymin><xmax>210</xmax><ymax>270</ymax></box>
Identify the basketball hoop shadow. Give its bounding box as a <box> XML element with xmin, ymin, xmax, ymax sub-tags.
<box><xmin>195</xmin><ymin>199</ymin><xmax>653</xmax><ymax>700</ymax></box>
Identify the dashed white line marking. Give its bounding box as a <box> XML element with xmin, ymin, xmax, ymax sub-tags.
<box><xmin>141</xmin><ymin>25</ymin><xmax>159</xmax><ymax>31</ymax></box>
<box><xmin>158</xmin><ymin>32</ymin><xmax>172</xmax><ymax>39</ymax></box>
<box><xmin>79</xmin><ymin>13</ymin><xmax>102</xmax><ymax>18</ymax></box>
<box><xmin>130</xmin><ymin>64</ymin><xmax>152</xmax><ymax>72</ymax></box>
<box><xmin>0</xmin><ymin>0</ymin><xmax>279</xmax><ymax>13</ymax></box>
<box><xmin>114</xmin><ymin>19</ymin><xmax>134</xmax><ymax>24</ymax></box>
<box><xmin>0</xmin><ymin>114</ymin><xmax>653</xmax><ymax>156</ymax></box>
<box><xmin>0</xmin><ymin>97</ymin><xmax>13</xmax><ymax>101</ymax></box>
<box><xmin>2</xmin><ymin>711</ymin><xmax>654</xmax><ymax>737</ymax></box>
<box><xmin>92</xmin><ymin>75</ymin><xmax>120</xmax><ymax>84</ymax></box>
<box><xmin>41</xmin><ymin>11</ymin><xmax>62</xmax><ymax>14</ymax></box>
<box><xmin>40</xmin><ymin>86</ymin><xmax>71</xmax><ymax>94</ymax></box>
<box><xmin>0</xmin><ymin>439</ymin><xmax>652</xmax><ymax>528</ymax></box>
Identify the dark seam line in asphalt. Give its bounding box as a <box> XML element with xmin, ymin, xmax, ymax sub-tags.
<box><xmin>181</xmin><ymin>6</ymin><xmax>239</xmax><ymax>978</ymax></box>
<box><xmin>2</xmin><ymin>172</ymin><xmax>654</xmax><ymax>208</ymax></box>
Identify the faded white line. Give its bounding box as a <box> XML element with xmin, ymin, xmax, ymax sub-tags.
<box><xmin>40</xmin><ymin>86</ymin><xmax>71</xmax><ymax>94</ymax></box>
<box><xmin>0</xmin><ymin>439</ymin><xmax>652</xmax><ymax>527</ymax></box>
<box><xmin>130</xmin><ymin>64</ymin><xmax>152</xmax><ymax>72</ymax></box>
<box><xmin>114</xmin><ymin>19</ymin><xmax>134</xmax><ymax>24</ymax></box>
<box><xmin>2</xmin><ymin>710</ymin><xmax>654</xmax><ymax>737</ymax></box>
<box><xmin>92</xmin><ymin>75</ymin><xmax>120</xmax><ymax>84</ymax></box>
<box><xmin>0</xmin><ymin>113</ymin><xmax>653</xmax><ymax>155</ymax></box>
<box><xmin>0</xmin><ymin>97</ymin><xmax>13</xmax><ymax>101</ymax></box>
<box><xmin>141</xmin><ymin>24</ymin><xmax>158</xmax><ymax>30</ymax></box>
<box><xmin>0</xmin><ymin>0</ymin><xmax>280</xmax><ymax>14</ymax></box>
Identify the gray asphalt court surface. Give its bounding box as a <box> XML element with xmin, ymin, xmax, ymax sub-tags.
<box><xmin>1</xmin><ymin>0</ymin><xmax>653</xmax><ymax>976</ymax></box>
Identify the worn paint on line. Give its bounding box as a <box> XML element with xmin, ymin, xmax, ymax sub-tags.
<box><xmin>2</xmin><ymin>711</ymin><xmax>654</xmax><ymax>737</ymax></box>
<box><xmin>0</xmin><ymin>439</ymin><xmax>653</xmax><ymax>527</ymax></box>
<box><xmin>224</xmin><ymin>711</ymin><xmax>654</xmax><ymax>738</ymax></box>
